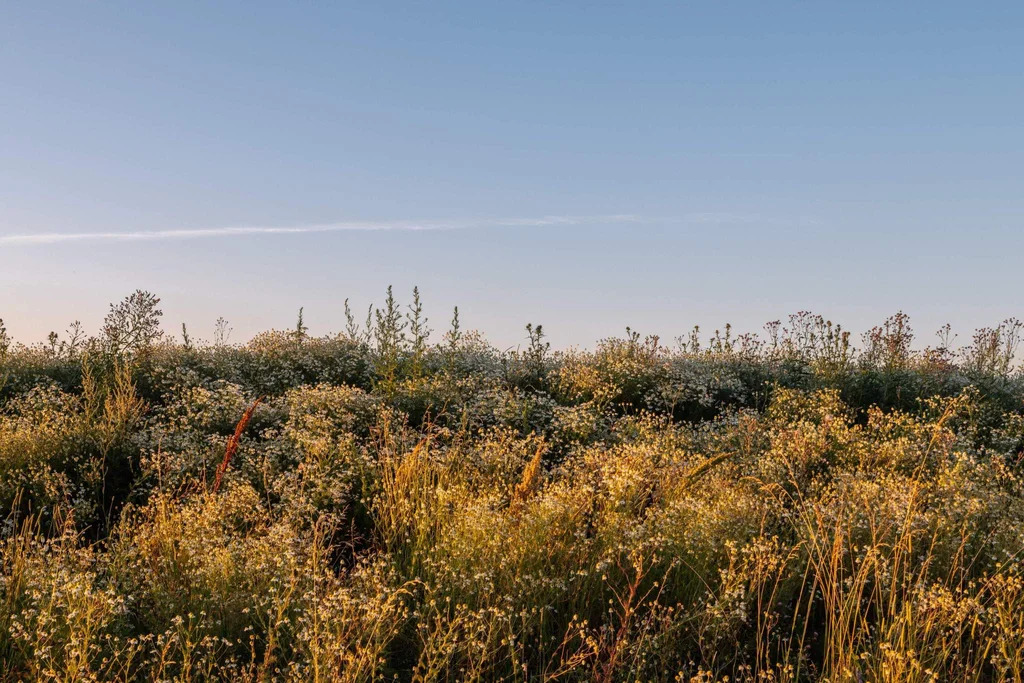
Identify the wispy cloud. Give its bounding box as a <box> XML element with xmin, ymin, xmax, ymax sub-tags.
<box><xmin>0</xmin><ymin>212</ymin><xmax>820</xmax><ymax>246</ymax></box>
<box><xmin>0</xmin><ymin>214</ymin><xmax>647</xmax><ymax>247</ymax></box>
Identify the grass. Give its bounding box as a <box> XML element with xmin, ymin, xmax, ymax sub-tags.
<box><xmin>1</xmin><ymin>292</ymin><xmax>1024</xmax><ymax>680</ymax></box>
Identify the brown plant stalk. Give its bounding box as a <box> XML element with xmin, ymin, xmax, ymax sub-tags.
<box><xmin>212</xmin><ymin>395</ymin><xmax>264</xmax><ymax>494</ymax></box>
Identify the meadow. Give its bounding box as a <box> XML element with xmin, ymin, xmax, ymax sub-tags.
<box><xmin>2</xmin><ymin>288</ymin><xmax>1024</xmax><ymax>681</ymax></box>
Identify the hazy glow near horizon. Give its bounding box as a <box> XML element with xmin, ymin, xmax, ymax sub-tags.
<box><xmin>2</xmin><ymin>3</ymin><xmax>1023</xmax><ymax>348</ymax></box>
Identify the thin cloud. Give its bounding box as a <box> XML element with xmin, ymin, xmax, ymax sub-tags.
<box><xmin>685</xmin><ymin>212</ymin><xmax>822</xmax><ymax>226</ymax></box>
<box><xmin>0</xmin><ymin>214</ymin><xmax>647</xmax><ymax>247</ymax></box>
<box><xmin>0</xmin><ymin>212</ymin><xmax>818</xmax><ymax>246</ymax></box>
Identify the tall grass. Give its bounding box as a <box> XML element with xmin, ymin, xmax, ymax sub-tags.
<box><xmin>1</xmin><ymin>292</ymin><xmax>1024</xmax><ymax>679</ymax></box>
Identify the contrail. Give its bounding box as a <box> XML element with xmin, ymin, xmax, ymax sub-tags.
<box><xmin>0</xmin><ymin>214</ymin><xmax>646</xmax><ymax>246</ymax></box>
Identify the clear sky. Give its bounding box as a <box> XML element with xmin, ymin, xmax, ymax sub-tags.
<box><xmin>2</xmin><ymin>2</ymin><xmax>1023</xmax><ymax>349</ymax></box>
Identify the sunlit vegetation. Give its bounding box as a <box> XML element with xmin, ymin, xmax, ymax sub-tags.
<box><xmin>2</xmin><ymin>290</ymin><xmax>1024</xmax><ymax>681</ymax></box>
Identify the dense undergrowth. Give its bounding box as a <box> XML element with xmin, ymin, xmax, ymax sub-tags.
<box><xmin>2</xmin><ymin>290</ymin><xmax>1024</xmax><ymax>681</ymax></box>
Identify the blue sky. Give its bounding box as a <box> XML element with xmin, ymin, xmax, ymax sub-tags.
<box><xmin>2</xmin><ymin>2</ymin><xmax>1023</xmax><ymax>348</ymax></box>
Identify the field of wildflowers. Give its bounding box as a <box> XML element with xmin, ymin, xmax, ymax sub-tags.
<box><xmin>2</xmin><ymin>290</ymin><xmax>1024</xmax><ymax>681</ymax></box>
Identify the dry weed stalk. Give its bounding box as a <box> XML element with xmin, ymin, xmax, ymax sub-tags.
<box><xmin>212</xmin><ymin>395</ymin><xmax>264</xmax><ymax>494</ymax></box>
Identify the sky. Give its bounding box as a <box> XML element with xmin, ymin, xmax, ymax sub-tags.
<box><xmin>2</xmin><ymin>2</ymin><xmax>1023</xmax><ymax>349</ymax></box>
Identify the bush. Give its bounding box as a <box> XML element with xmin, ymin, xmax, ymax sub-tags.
<box><xmin>2</xmin><ymin>298</ymin><xmax>1024</xmax><ymax>679</ymax></box>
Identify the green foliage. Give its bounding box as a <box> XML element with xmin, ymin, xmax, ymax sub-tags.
<box><xmin>102</xmin><ymin>290</ymin><xmax>163</xmax><ymax>358</ymax></box>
